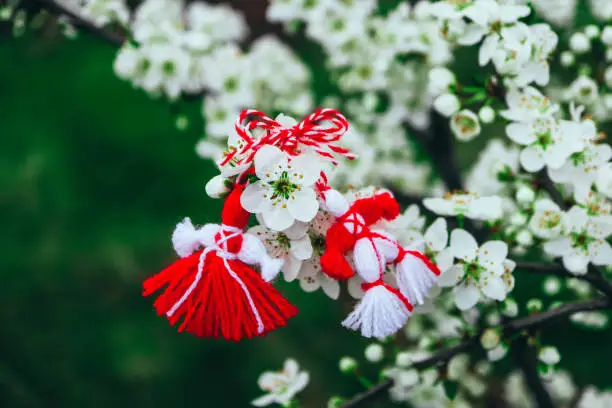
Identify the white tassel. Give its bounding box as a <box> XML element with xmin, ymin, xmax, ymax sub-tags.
<box><xmin>395</xmin><ymin>252</ymin><xmax>438</xmax><ymax>306</ymax></box>
<box><xmin>342</xmin><ymin>285</ymin><xmax>411</xmax><ymax>339</ymax></box>
<box><xmin>171</xmin><ymin>218</ymin><xmax>212</xmax><ymax>258</ymax></box>
<box><xmin>239</xmin><ymin>233</ymin><xmax>284</xmax><ymax>282</ymax></box>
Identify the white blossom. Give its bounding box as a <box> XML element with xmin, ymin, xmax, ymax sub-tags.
<box><xmin>442</xmin><ymin>229</ymin><xmax>510</xmax><ymax>310</ymax></box>
<box><xmin>529</xmin><ymin>198</ymin><xmax>565</xmax><ymax>239</ymax></box>
<box><xmin>249</xmin><ymin>221</ymin><xmax>312</xmax><ymax>282</ymax></box>
<box><xmin>543</xmin><ymin>206</ymin><xmax>612</xmax><ymax>274</ymax></box>
<box><xmin>252</xmin><ymin>359</ymin><xmax>309</xmax><ymax>407</ymax></box>
<box><xmin>241</xmin><ymin>146</ymin><xmax>323</xmax><ymax>231</ymax></box>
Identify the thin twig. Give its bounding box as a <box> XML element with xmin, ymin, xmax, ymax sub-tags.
<box><xmin>342</xmin><ymin>297</ymin><xmax>610</xmax><ymax>407</ymax></box>
<box><xmin>37</xmin><ymin>0</ymin><xmax>126</xmax><ymax>45</ymax></box>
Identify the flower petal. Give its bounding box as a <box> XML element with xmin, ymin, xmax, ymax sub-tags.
<box><xmin>450</xmin><ymin>229</ymin><xmax>478</xmax><ymax>262</ymax></box>
<box><xmin>425</xmin><ymin>218</ymin><xmax>448</xmax><ymax>252</ymax></box>
<box><xmin>283</xmin><ymin>359</ymin><xmax>299</xmax><ymax>378</ymax></box>
<box><xmin>251</xmin><ymin>393</ymin><xmax>277</xmax><ymax>407</ymax></box>
<box><xmin>241</xmin><ymin>183</ymin><xmax>269</xmax><ymax>213</ymax></box>
<box><xmin>543</xmin><ymin>237</ymin><xmax>572</xmax><ymax>257</ymax></box>
<box><xmin>480</xmin><ymin>274</ymin><xmax>507</xmax><ymax>301</ymax></box>
<box><xmin>590</xmin><ymin>240</ymin><xmax>612</xmax><ymax>266</ymax></box>
<box><xmin>479</xmin><ymin>34</ymin><xmax>499</xmax><ymax>66</ymax></box>
<box><xmin>506</xmin><ymin>123</ymin><xmax>536</xmax><ymax>145</ymax></box>
<box><xmin>470</xmin><ymin>196</ymin><xmax>503</xmax><ymax>220</ymax></box>
<box><xmin>438</xmin><ymin>264</ymin><xmax>463</xmax><ymax>287</ymax></box>
<box><xmin>290</xmin><ymin>234</ymin><xmax>313</xmax><ymax>261</ymax></box>
<box><xmin>563</xmin><ymin>252</ymin><xmax>589</xmax><ymax>275</ymax></box>
<box><xmin>288</xmin><ymin>153</ymin><xmax>322</xmax><ymax>186</ymax></box>
<box><xmin>262</xmin><ymin>206</ymin><xmax>294</xmax><ymax>231</ymax></box>
<box><xmin>258</xmin><ymin>372</ymin><xmax>280</xmax><ymax>390</ymax></box>
<box><xmin>299</xmin><ymin>273</ymin><xmax>321</xmax><ymax>293</ymax></box>
<box><xmin>435</xmin><ymin>248</ymin><xmax>454</xmax><ymax>272</ymax></box>
<box><xmin>254</xmin><ymin>145</ymin><xmax>288</xmax><ymax>181</ymax></box>
<box><xmin>321</xmin><ymin>276</ymin><xmax>340</xmax><ymax>300</ymax></box>
<box><xmin>347</xmin><ymin>275</ymin><xmax>364</xmax><ymax>299</ymax></box>
<box><xmin>520</xmin><ymin>145</ymin><xmax>545</xmax><ymax>173</ymax></box>
<box><xmin>283</xmin><ymin>256</ymin><xmax>302</xmax><ymax>282</ymax></box>
<box><xmin>454</xmin><ymin>284</ymin><xmax>481</xmax><ymax>310</ymax></box>
<box><xmin>286</xmin><ymin>372</ymin><xmax>310</xmax><ymax>396</ymax></box>
<box><xmin>283</xmin><ymin>221</ymin><xmax>309</xmax><ymax>240</ymax></box>
<box><xmin>287</xmin><ymin>188</ymin><xmax>319</xmax><ymax>222</ymax></box>
<box><xmin>479</xmin><ymin>240</ymin><xmax>508</xmax><ymax>274</ymax></box>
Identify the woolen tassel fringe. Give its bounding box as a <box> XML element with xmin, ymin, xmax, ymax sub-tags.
<box><xmin>143</xmin><ymin>249</ymin><xmax>297</xmax><ymax>341</ymax></box>
<box><xmin>342</xmin><ymin>284</ymin><xmax>413</xmax><ymax>339</ymax></box>
<box><xmin>395</xmin><ymin>250</ymin><xmax>441</xmax><ymax>306</ymax></box>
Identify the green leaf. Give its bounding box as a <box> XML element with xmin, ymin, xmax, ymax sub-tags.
<box><xmin>443</xmin><ymin>380</ymin><xmax>459</xmax><ymax>400</ymax></box>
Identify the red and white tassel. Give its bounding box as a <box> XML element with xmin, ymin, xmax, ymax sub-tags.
<box><xmin>143</xmin><ymin>186</ymin><xmax>297</xmax><ymax>341</ymax></box>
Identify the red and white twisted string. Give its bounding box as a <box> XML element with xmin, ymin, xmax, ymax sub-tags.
<box><xmin>219</xmin><ymin>108</ymin><xmax>356</xmax><ymax>168</ymax></box>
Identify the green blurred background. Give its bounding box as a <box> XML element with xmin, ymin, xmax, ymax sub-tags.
<box><xmin>1</xmin><ymin>4</ymin><xmax>612</xmax><ymax>407</ymax></box>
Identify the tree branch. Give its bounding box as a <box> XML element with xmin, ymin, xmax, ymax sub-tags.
<box><xmin>512</xmin><ymin>337</ymin><xmax>556</xmax><ymax>408</ymax></box>
<box><xmin>515</xmin><ymin>261</ymin><xmax>612</xmax><ymax>300</ymax></box>
<box><xmin>341</xmin><ymin>297</ymin><xmax>610</xmax><ymax>407</ymax></box>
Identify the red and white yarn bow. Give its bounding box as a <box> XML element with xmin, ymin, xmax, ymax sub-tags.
<box><xmin>219</xmin><ymin>108</ymin><xmax>356</xmax><ymax>168</ymax></box>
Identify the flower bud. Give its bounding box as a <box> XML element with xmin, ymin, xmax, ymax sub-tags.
<box><xmin>478</xmin><ymin>106</ymin><xmax>495</xmax><ymax>124</ymax></box>
<box><xmin>509</xmin><ymin>212</ymin><xmax>528</xmax><ymax>226</ymax></box>
<box><xmin>527</xmin><ymin>298</ymin><xmax>544</xmax><ymax>313</ymax></box>
<box><xmin>538</xmin><ymin>346</ymin><xmax>561</xmax><ymax>365</ymax></box>
<box><xmin>602</xmin><ymin>26</ymin><xmax>612</xmax><ymax>46</ymax></box>
<box><xmin>585</xmin><ymin>25</ymin><xmax>600</xmax><ymax>39</ymax></box>
<box><xmin>364</xmin><ymin>343</ymin><xmax>384</xmax><ymax>363</ymax></box>
<box><xmin>434</xmin><ymin>93</ymin><xmax>460</xmax><ymax>117</ymax></box>
<box><xmin>175</xmin><ymin>115</ymin><xmax>189</xmax><ymax>131</ymax></box>
<box><xmin>339</xmin><ymin>357</ymin><xmax>357</xmax><ymax>373</ymax></box>
<box><xmin>560</xmin><ymin>51</ymin><xmax>575</xmax><ymax>67</ymax></box>
<box><xmin>450</xmin><ymin>109</ymin><xmax>481</xmax><ymax>142</ymax></box>
<box><xmin>428</xmin><ymin>67</ymin><xmax>455</xmax><ymax>95</ymax></box>
<box><xmin>516</xmin><ymin>229</ymin><xmax>533</xmax><ymax>247</ymax></box>
<box><xmin>515</xmin><ymin>183</ymin><xmax>535</xmax><ymax>204</ymax></box>
<box><xmin>395</xmin><ymin>351</ymin><xmax>412</xmax><ymax>368</ymax></box>
<box><xmin>501</xmin><ymin>298</ymin><xmax>519</xmax><ymax>317</ymax></box>
<box><xmin>543</xmin><ymin>277</ymin><xmax>561</xmax><ymax>295</ymax></box>
<box><xmin>397</xmin><ymin>369</ymin><xmax>419</xmax><ymax>387</ymax></box>
<box><xmin>480</xmin><ymin>329</ymin><xmax>501</xmax><ymax>350</ymax></box>
<box><xmin>327</xmin><ymin>396</ymin><xmax>345</xmax><ymax>408</ymax></box>
<box><xmin>205</xmin><ymin>175</ymin><xmax>231</xmax><ymax>199</ymax></box>
<box><xmin>569</xmin><ymin>32</ymin><xmax>591</xmax><ymax>53</ymax></box>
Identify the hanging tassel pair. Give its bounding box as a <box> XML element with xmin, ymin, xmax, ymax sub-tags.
<box><xmin>143</xmin><ymin>107</ymin><xmax>440</xmax><ymax>341</ymax></box>
<box><xmin>319</xmin><ymin>186</ymin><xmax>441</xmax><ymax>339</ymax></box>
